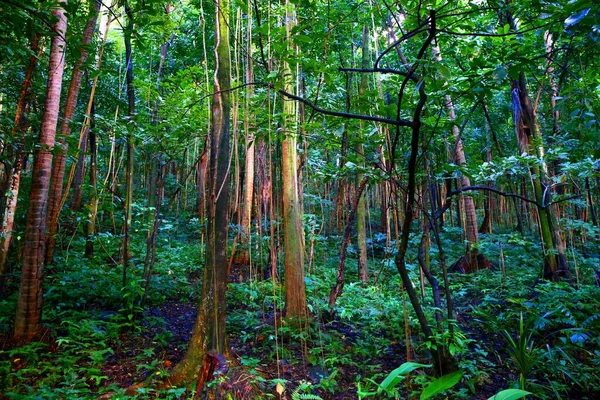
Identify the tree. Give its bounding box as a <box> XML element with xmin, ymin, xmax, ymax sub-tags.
<box><xmin>432</xmin><ymin>43</ymin><xmax>487</xmax><ymax>273</ymax></box>
<box><xmin>356</xmin><ymin>25</ymin><xmax>369</xmax><ymax>283</ymax></box>
<box><xmin>503</xmin><ymin>9</ymin><xmax>568</xmax><ymax>280</ymax></box>
<box><xmin>0</xmin><ymin>33</ymin><xmax>42</xmax><ymax>296</ymax></box>
<box><xmin>281</xmin><ymin>0</ymin><xmax>307</xmax><ymax>321</ymax></box>
<box><xmin>122</xmin><ymin>0</ymin><xmax>135</xmax><ymax>288</ymax></box>
<box><xmin>14</xmin><ymin>0</ymin><xmax>68</xmax><ymax>341</ymax></box>
<box><xmin>163</xmin><ymin>0</ymin><xmax>232</xmax><ymax>388</ymax></box>
<box><xmin>44</xmin><ymin>0</ymin><xmax>100</xmax><ymax>264</ymax></box>
<box><xmin>234</xmin><ymin>3</ymin><xmax>255</xmax><ymax>268</ymax></box>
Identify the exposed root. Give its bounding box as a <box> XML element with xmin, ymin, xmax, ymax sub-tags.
<box><xmin>119</xmin><ymin>351</ymin><xmax>265</xmax><ymax>399</ymax></box>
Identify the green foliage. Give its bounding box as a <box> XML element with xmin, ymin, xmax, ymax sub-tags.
<box><xmin>357</xmin><ymin>362</ymin><xmax>463</xmax><ymax>399</ymax></box>
<box><xmin>420</xmin><ymin>370</ymin><xmax>464</xmax><ymax>400</ymax></box>
<box><xmin>291</xmin><ymin>381</ymin><xmax>323</xmax><ymax>400</ymax></box>
<box><xmin>502</xmin><ymin>313</ymin><xmax>544</xmax><ymax>391</ymax></box>
<box><xmin>488</xmin><ymin>389</ymin><xmax>533</xmax><ymax>400</ymax></box>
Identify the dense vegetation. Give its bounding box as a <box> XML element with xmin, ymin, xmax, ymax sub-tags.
<box><xmin>0</xmin><ymin>0</ymin><xmax>599</xmax><ymax>398</ymax></box>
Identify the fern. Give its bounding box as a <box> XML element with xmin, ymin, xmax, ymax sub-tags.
<box><xmin>291</xmin><ymin>382</ymin><xmax>323</xmax><ymax>400</ymax></box>
<box><xmin>581</xmin><ymin>313</ymin><xmax>600</xmax><ymax>329</ymax></box>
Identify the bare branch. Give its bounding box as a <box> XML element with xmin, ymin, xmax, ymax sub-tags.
<box><xmin>277</xmin><ymin>89</ymin><xmax>414</xmax><ymax>127</ymax></box>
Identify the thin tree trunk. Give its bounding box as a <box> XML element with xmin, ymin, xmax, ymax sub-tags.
<box><xmin>328</xmin><ymin>175</ymin><xmax>369</xmax><ymax>314</ymax></box>
<box><xmin>141</xmin><ymin>6</ymin><xmax>172</xmax><ymax>305</ymax></box>
<box><xmin>393</xmin><ymin>11</ymin><xmax>454</xmax><ymax>376</ymax></box>
<box><xmin>122</xmin><ymin>1</ymin><xmax>135</xmax><ymax>288</ymax></box>
<box><xmin>70</xmin><ymin>127</ymin><xmax>87</xmax><ymax>212</ymax></box>
<box><xmin>434</xmin><ymin>43</ymin><xmax>484</xmax><ymax>272</ymax></box>
<box><xmin>14</xmin><ymin>1</ymin><xmax>67</xmax><ymax>341</ymax></box>
<box><xmin>356</xmin><ymin>25</ymin><xmax>369</xmax><ymax>283</ymax></box>
<box><xmin>0</xmin><ymin>34</ymin><xmax>42</xmax><ymax>293</ymax></box>
<box><xmin>234</xmin><ymin>8</ymin><xmax>255</xmax><ymax>267</ymax></box>
<box><xmin>85</xmin><ymin>106</ymin><xmax>98</xmax><ymax>258</ymax></box>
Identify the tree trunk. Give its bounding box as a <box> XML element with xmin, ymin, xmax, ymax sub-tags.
<box><xmin>14</xmin><ymin>1</ymin><xmax>68</xmax><ymax>341</ymax></box>
<box><xmin>0</xmin><ymin>34</ymin><xmax>42</xmax><ymax>295</ymax></box>
<box><xmin>84</xmin><ymin>108</ymin><xmax>98</xmax><ymax>258</ymax></box>
<box><xmin>142</xmin><ymin>7</ymin><xmax>172</xmax><ymax>305</ymax></box>
<box><xmin>69</xmin><ymin>128</ymin><xmax>87</xmax><ymax>212</ymax></box>
<box><xmin>45</xmin><ymin>0</ymin><xmax>100</xmax><ymax>264</ymax></box>
<box><xmin>122</xmin><ymin>1</ymin><xmax>135</xmax><ymax>288</ymax></box>
<box><xmin>167</xmin><ymin>0</ymin><xmax>231</xmax><ymax>387</ymax></box>
<box><xmin>432</xmin><ymin>44</ymin><xmax>483</xmax><ymax>273</ymax></box>
<box><xmin>356</xmin><ymin>25</ymin><xmax>369</xmax><ymax>283</ymax></box>
<box><xmin>511</xmin><ymin>73</ymin><xmax>568</xmax><ymax>280</ymax></box>
<box><xmin>393</xmin><ymin>12</ymin><xmax>454</xmax><ymax>376</ymax></box>
<box><xmin>234</xmin><ymin>10</ymin><xmax>255</xmax><ymax>267</ymax></box>
<box><xmin>328</xmin><ymin>176</ymin><xmax>369</xmax><ymax>314</ymax></box>
<box><xmin>281</xmin><ymin>0</ymin><xmax>307</xmax><ymax>321</ymax></box>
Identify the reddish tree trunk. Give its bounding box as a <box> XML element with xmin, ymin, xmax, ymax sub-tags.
<box><xmin>45</xmin><ymin>0</ymin><xmax>100</xmax><ymax>264</ymax></box>
<box><xmin>14</xmin><ymin>2</ymin><xmax>68</xmax><ymax>341</ymax></box>
<box><xmin>0</xmin><ymin>34</ymin><xmax>42</xmax><ymax>294</ymax></box>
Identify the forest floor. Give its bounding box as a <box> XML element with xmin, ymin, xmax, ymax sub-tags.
<box><xmin>1</xmin><ymin>229</ymin><xmax>600</xmax><ymax>399</ymax></box>
<box><xmin>98</xmin><ymin>299</ymin><xmax>512</xmax><ymax>399</ymax></box>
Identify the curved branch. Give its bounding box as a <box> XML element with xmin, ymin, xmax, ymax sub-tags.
<box><xmin>277</xmin><ymin>89</ymin><xmax>414</xmax><ymax>127</ymax></box>
<box><xmin>449</xmin><ymin>185</ymin><xmax>539</xmax><ymax>206</ymax></box>
<box><xmin>375</xmin><ymin>26</ymin><xmax>429</xmax><ymax>69</ymax></box>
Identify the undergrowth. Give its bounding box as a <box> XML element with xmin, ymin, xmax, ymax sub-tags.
<box><xmin>0</xmin><ymin>227</ymin><xmax>599</xmax><ymax>399</ymax></box>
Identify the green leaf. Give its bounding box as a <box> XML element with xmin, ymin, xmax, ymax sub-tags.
<box><xmin>487</xmin><ymin>389</ymin><xmax>532</xmax><ymax>400</ymax></box>
<box><xmin>378</xmin><ymin>362</ymin><xmax>431</xmax><ymax>393</ymax></box>
<box><xmin>420</xmin><ymin>370</ymin><xmax>464</xmax><ymax>400</ymax></box>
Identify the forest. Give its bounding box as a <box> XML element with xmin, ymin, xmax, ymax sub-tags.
<box><xmin>0</xmin><ymin>0</ymin><xmax>599</xmax><ymax>398</ymax></box>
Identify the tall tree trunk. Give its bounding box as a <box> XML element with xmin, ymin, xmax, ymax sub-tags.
<box><xmin>14</xmin><ymin>1</ymin><xmax>68</xmax><ymax>341</ymax></box>
<box><xmin>234</xmin><ymin>7</ymin><xmax>255</xmax><ymax>267</ymax></box>
<box><xmin>167</xmin><ymin>0</ymin><xmax>231</xmax><ymax>387</ymax></box>
<box><xmin>393</xmin><ymin>11</ymin><xmax>454</xmax><ymax>376</ymax></box>
<box><xmin>83</xmin><ymin>5</ymin><xmax>112</xmax><ymax>257</ymax></box>
<box><xmin>84</xmin><ymin>106</ymin><xmax>98</xmax><ymax>258</ymax></box>
<box><xmin>511</xmin><ymin>73</ymin><xmax>568</xmax><ymax>280</ymax></box>
<box><xmin>122</xmin><ymin>1</ymin><xmax>135</xmax><ymax>288</ymax></box>
<box><xmin>328</xmin><ymin>176</ymin><xmax>369</xmax><ymax>314</ymax></box>
<box><xmin>432</xmin><ymin>44</ymin><xmax>482</xmax><ymax>273</ymax></box>
<box><xmin>0</xmin><ymin>34</ymin><xmax>42</xmax><ymax>294</ymax></box>
<box><xmin>356</xmin><ymin>25</ymin><xmax>369</xmax><ymax>283</ymax></box>
<box><xmin>502</xmin><ymin>10</ymin><xmax>567</xmax><ymax>280</ymax></box>
<box><xmin>45</xmin><ymin>0</ymin><xmax>100</xmax><ymax>264</ymax></box>
<box><xmin>281</xmin><ymin>0</ymin><xmax>307</xmax><ymax>320</ymax></box>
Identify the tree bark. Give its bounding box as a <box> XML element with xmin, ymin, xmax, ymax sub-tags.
<box><xmin>356</xmin><ymin>25</ymin><xmax>369</xmax><ymax>283</ymax></box>
<box><xmin>432</xmin><ymin>43</ymin><xmax>482</xmax><ymax>273</ymax></box>
<box><xmin>0</xmin><ymin>34</ymin><xmax>42</xmax><ymax>294</ymax></box>
<box><xmin>14</xmin><ymin>1</ymin><xmax>68</xmax><ymax>341</ymax></box>
<box><xmin>45</xmin><ymin>0</ymin><xmax>100</xmax><ymax>264</ymax></box>
<box><xmin>84</xmin><ymin>108</ymin><xmax>98</xmax><ymax>258</ymax></box>
<box><xmin>281</xmin><ymin>0</ymin><xmax>307</xmax><ymax>321</ymax></box>
<box><xmin>166</xmin><ymin>0</ymin><xmax>231</xmax><ymax>388</ymax></box>
<box><xmin>234</xmin><ymin>9</ymin><xmax>255</xmax><ymax>267</ymax></box>
<box><xmin>511</xmin><ymin>73</ymin><xmax>568</xmax><ymax>280</ymax></box>
<box><xmin>122</xmin><ymin>1</ymin><xmax>136</xmax><ymax>288</ymax></box>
